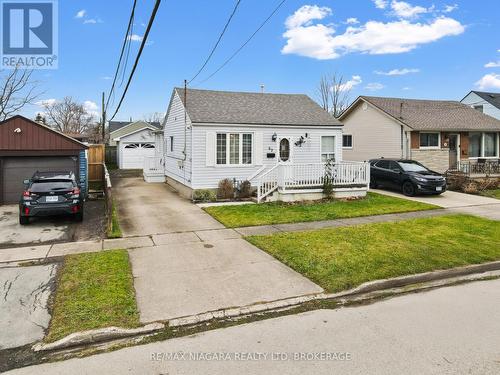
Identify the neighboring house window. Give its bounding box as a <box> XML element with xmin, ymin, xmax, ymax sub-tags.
<box><xmin>469</xmin><ymin>132</ymin><xmax>482</xmax><ymax>157</ymax></box>
<box><xmin>321</xmin><ymin>136</ymin><xmax>336</xmax><ymax>162</ymax></box>
<box><xmin>419</xmin><ymin>132</ymin><xmax>440</xmax><ymax>148</ymax></box>
<box><xmin>473</xmin><ymin>105</ymin><xmax>484</xmax><ymax>113</ymax></box>
<box><xmin>216</xmin><ymin>133</ymin><xmax>253</xmax><ymax>165</ymax></box>
<box><xmin>279</xmin><ymin>138</ymin><xmax>290</xmax><ymax>162</ymax></box>
<box><xmin>170</xmin><ymin>136</ymin><xmax>174</xmax><ymax>152</ymax></box>
<box><xmin>484</xmin><ymin>132</ymin><xmax>498</xmax><ymax>157</ymax></box>
<box><xmin>342</xmin><ymin>134</ymin><xmax>353</xmax><ymax>148</ymax></box>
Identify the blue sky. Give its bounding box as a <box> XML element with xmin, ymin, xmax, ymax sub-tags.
<box><xmin>27</xmin><ymin>0</ymin><xmax>500</xmax><ymax>121</ymax></box>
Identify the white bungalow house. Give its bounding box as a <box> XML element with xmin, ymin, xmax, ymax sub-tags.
<box><xmin>144</xmin><ymin>88</ymin><xmax>369</xmax><ymax>202</ymax></box>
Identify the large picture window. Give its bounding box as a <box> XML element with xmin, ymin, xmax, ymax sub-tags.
<box><xmin>216</xmin><ymin>133</ymin><xmax>252</xmax><ymax>165</ymax></box>
<box><xmin>419</xmin><ymin>132</ymin><xmax>439</xmax><ymax>148</ymax></box>
<box><xmin>484</xmin><ymin>132</ymin><xmax>498</xmax><ymax>157</ymax></box>
<box><xmin>321</xmin><ymin>136</ymin><xmax>336</xmax><ymax>162</ymax></box>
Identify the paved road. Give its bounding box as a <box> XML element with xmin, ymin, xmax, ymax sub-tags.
<box><xmin>8</xmin><ymin>279</ymin><xmax>500</xmax><ymax>374</ymax></box>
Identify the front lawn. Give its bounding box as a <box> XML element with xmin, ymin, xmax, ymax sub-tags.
<box><xmin>204</xmin><ymin>192</ymin><xmax>438</xmax><ymax>227</ymax></box>
<box><xmin>46</xmin><ymin>250</ymin><xmax>139</xmax><ymax>342</ymax></box>
<box><xmin>480</xmin><ymin>189</ymin><xmax>500</xmax><ymax>200</ymax></box>
<box><xmin>247</xmin><ymin>215</ymin><xmax>500</xmax><ymax>293</ymax></box>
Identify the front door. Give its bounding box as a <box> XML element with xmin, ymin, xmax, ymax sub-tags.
<box><xmin>278</xmin><ymin>138</ymin><xmax>293</xmax><ymax>186</ymax></box>
<box><xmin>448</xmin><ymin>134</ymin><xmax>459</xmax><ymax>168</ymax></box>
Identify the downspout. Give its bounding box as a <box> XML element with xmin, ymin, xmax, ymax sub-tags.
<box><xmin>183</xmin><ymin>80</ymin><xmax>187</xmax><ymax>185</ymax></box>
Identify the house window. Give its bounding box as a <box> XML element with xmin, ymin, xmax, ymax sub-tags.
<box><xmin>279</xmin><ymin>138</ymin><xmax>290</xmax><ymax>162</ymax></box>
<box><xmin>419</xmin><ymin>132</ymin><xmax>440</xmax><ymax>148</ymax></box>
<box><xmin>216</xmin><ymin>134</ymin><xmax>227</xmax><ymax>164</ymax></box>
<box><xmin>216</xmin><ymin>133</ymin><xmax>252</xmax><ymax>165</ymax></box>
<box><xmin>473</xmin><ymin>105</ymin><xmax>484</xmax><ymax>113</ymax></box>
<box><xmin>321</xmin><ymin>136</ymin><xmax>336</xmax><ymax>162</ymax></box>
<box><xmin>170</xmin><ymin>136</ymin><xmax>174</xmax><ymax>152</ymax></box>
<box><xmin>469</xmin><ymin>132</ymin><xmax>482</xmax><ymax>158</ymax></box>
<box><xmin>484</xmin><ymin>132</ymin><xmax>498</xmax><ymax>157</ymax></box>
<box><xmin>342</xmin><ymin>134</ymin><xmax>353</xmax><ymax>148</ymax></box>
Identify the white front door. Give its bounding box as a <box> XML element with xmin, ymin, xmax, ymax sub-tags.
<box><xmin>121</xmin><ymin>143</ymin><xmax>156</xmax><ymax>169</ymax></box>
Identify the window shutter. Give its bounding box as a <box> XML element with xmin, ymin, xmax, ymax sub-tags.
<box><xmin>206</xmin><ymin>131</ymin><xmax>216</xmax><ymax>166</ymax></box>
<box><xmin>254</xmin><ymin>132</ymin><xmax>263</xmax><ymax>165</ymax></box>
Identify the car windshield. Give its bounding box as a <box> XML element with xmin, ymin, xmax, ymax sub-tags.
<box><xmin>30</xmin><ymin>180</ymin><xmax>74</xmax><ymax>193</ymax></box>
<box><xmin>398</xmin><ymin>161</ymin><xmax>429</xmax><ymax>172</ymax></box>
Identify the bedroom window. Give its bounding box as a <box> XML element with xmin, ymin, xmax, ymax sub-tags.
<box><xmin>216</xmin><ymin>133</ymin><xmax>252</xmax><ymax>165</ymax></box>
<box><xmin>419</xmin><ymin>132</ymin><xmax>440</xmax><ymax>148</ymax></box>
<box><xmin>170</xmin><ymin>136</ymin><xmax>174</xmax><ymax>152</ymax></box>
<box><xmin>321</xmin><ymin>136</ymin><xmax>336</xmax><ymax>162</ymax></box>
<box><xmin>342</xmin><ymin>135</ymin><xmax>353</xmax><ymax>148</ymax></box>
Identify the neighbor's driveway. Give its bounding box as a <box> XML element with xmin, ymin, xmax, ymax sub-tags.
<box><xmin>372</xmin><ymin>189</ymin><xmax>500</xmax><ymax>220</ymax></box>
<box><xmin>113</xmin><ymin>176</ymin><xmax>322</xmax><ymax>322</ymax></box>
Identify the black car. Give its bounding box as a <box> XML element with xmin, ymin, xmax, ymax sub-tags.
<box><xmin>19</xmin><ymin>171</ymin><xmax>84</xmax><ymax>225</ymax></box>
<box><xmin>369</xmin><ymin>159</ymin><xmax>446</xmax><ymax>196</ymax></box>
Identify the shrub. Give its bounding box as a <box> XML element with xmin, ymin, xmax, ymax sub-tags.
<box><xmin>193</xmin><ymin>189</ymin><xmax>216</xmax><ymax>202</ymax></box>
<box><xmin>218</xmin><ymin>179</ymin><xmax>234</xmax><ymax>199</ymax></box>
<box><xmin>238</xmin><ymin>180</ymin><xmax>252</xmax><ymax>198</ymax></box>
<box><xmin>322</xmin><ymin>158</ymin><xmax>335</xmax><ymax>198</ymax></box>
<box><xmin>462</xmin><ymin>181</ymin><xmax>478</xmax><ymax>194</ymax></box>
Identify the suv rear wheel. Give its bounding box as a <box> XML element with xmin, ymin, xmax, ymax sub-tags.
<box><xmin>402</xmin><ymin>181</ymin><xmax>416</xmax><ymax>196</ymax></box>
<box><xmin>74</xmin><ymin>211</ymin><xmax>84</xmax><ymax>222</ymax></box>
<box><xmin>19</xmin><ymin>216</ymin><xmax>29</xmax><ymax>225</ymax></box>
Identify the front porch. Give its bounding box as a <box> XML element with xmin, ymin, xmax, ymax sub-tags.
<box><xmin>143</xmin><ymin>156</ymin><xmax>166</xmax><ymax>183</ymax></box>
<box><xmin>448</xmin><ymin>159</ymin><xmax>500</xmax><ymax>177</ymax></box>
<box><xmin>254</xmin><ymin>161</ymin><xmax>370</xmax><ymax>203</ymax></box>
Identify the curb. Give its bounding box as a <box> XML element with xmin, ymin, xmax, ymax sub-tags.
<box><xmin>168</xmin><ymin>260</ymin><xmax>500</xmax><ymax>327</ymax></box>
<box><xmin>32</xmin><ymin>323</ymin><xmax>164</xmax><ymax>352</ymax></box>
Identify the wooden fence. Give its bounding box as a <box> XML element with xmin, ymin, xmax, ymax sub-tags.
<box><xmin>88</xmin><ymin>144</ymin><xmax>105</xmax><ymax>182</ymax></box>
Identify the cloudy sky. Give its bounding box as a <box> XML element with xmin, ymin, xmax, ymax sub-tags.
<box><xmin>25</xmin><ymin>0</ymin><xmax>500</xmax><ymax>121</ymax></box>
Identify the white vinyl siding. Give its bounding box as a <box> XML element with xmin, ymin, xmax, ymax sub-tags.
<box><xmin>191</xmin><ymin>125</ymin><xmax>343</xmax><ymax>189</ymax></box>
<box><xmin>461</xmin><ymin>92</ymin><xmax>500</xmax><ymax>121</ymax></box>
<box><xmin>164</xmin><ymin>91</ymin><xmax>193</xmax><ymax>186</ymax></box>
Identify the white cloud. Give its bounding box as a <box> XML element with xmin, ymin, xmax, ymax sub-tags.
<box><xmin>476</xmin><ymin>74</ymin><xmax>500</xmax><ymax>90</ymax></box>
<box><xmin>365</xmin><ymin>82</ymin><xmax>385</xmax><ymax>91</ymax></box>
<box><xmin>402</xmin><ymin>87</ymin><xmax>412</xmax><ymax>90</ymax></box>
<box><xmin>281</xmin><ymin>7</ymin><xmax>465</xmax><ymax>60</ymax></box>
<box><xmin>75</xmin><ymin>9</ymin><xmax>86</xmax><ymax>18</ymax></box>
<box><xmin>443</xmin><ymin>4</ymin><xmax>458</xmax><ymax>13</ymax></box>
<box><xmin>83</xmin><ymin>19</ymin><xmax>97</xmax><ymax>24</ymax></box>
<box><xmin>485</xmin><ymin>61</ymin><xmax>500</xmax><ymax>68</ymax></box>
<box><xmin>83</xmin><ymin>101</ymin><xmax>99</xmax><ymax>117</ymax></box>
<box><xmin>127</xmin><ymin>34</ymin><xmax>144</xmax><ymax>42</ymax></box>
<box><xmin>345</xmin><ymin>17</ymin><xmax>359</xmax><ymax>25</ymax></box>
<box><xmin>101</xmin><ymin>76</ymin><xmax>112</xmax><ymax>80</ymax></box>
<box><xmin>390</xmin><ymin>1</ymin><xmax>428</xmax><ymax>19</ymax></box>
<box><xmin>375</xmin><ymin>68</ymin><xmax>420</xmax><ymax>75</ymax></box>
<box><xmin>373</xmin><ymin>0</ymin><xmax>389</xmax><ymax>9</ymax></box>
<box><xmin>285</xmin><ymin>5</ymin><xmax>332</xmax><ymax>29</ymax></box>
<box><xmin>36</xmin><ymin>98</ymin><xmax>57</xmax><ymax>107</ymax></box>
<box><xmin>338</xmin><ymin>75</ymin><xmax>362</xmax><ymax>91</ymax></box>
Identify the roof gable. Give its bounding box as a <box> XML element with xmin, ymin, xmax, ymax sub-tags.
<box><xmin>470</xmin><ymin>91</ymin><xmax>500</xmax><ymax>109</ymax></box>
<box><xmin>0</xmin><ymin>115</ymin><xmax>88</xmax><ymax>150</ymax></box>
<box><xmin>173</xmin><ymin>88</ymin><xmax>342</xmax><ymax>127</ymax></box>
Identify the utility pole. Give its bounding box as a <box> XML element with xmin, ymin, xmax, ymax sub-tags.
<box><xmin>101</xmin><ymin>92</ymin><xmax>106</xmax><ymax>143</ymax></box>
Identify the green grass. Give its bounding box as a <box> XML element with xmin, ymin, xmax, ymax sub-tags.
<box><xmin>480</xmin><ymin>189</ymin><xmax>500</xmax><ymax>199</ymax></box>
<box><xmin>247</xmin><ymin>215</ymin><xmax>500</xmax><ymax>293</ymax></box>
<box><xmin>46</xmin><ymin>250</ymin><xmax>139</xmax><ymax>342</ymax></box>
<box><xmin>107</xmin><ymin>200</ymin><xmax>122</xmax><ymax>238</ymax></box>
<box><xmin>204</xmin><ymin>192</ymin><xmax>438</xmax><ymax>227</ymax></box>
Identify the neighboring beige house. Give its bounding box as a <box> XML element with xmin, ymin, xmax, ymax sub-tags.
<box><xmin>108</xmin><ymin>120</ymin><xmax>161</xmax><ymax>146</ymax></box>
<box><xmin>339</xmin><ymin>96</ymin><xmax>500</xmax><ymax>173</ymax></box>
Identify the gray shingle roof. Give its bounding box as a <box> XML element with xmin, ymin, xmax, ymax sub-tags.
<box><xmin>109</xmin><ymin>120</ymin><xmax>161</xmax><ymax>133</ymax></box>
<box><xmin>174</xmin><ymin>88</ymin><xmax>342</xmax><ymax>126</ymax></box>
<box><xmin>471</xmin><ymin>91</ymin><xmax>500</xmax><ymax>110</ymax></box>
<box><xmin>359</xmin><ymin>96</ymin><xmax>500</xmax><ymax>131</ymax></box>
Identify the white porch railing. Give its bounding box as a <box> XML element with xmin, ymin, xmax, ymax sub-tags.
<box><xmin>143</xmin><ymin>156</ymin><xmax>164</xmax><ymax>176</ymax></box>
<box><xmin>257</xmin><ymin>161</ymin><xmax>370</xmax><ymax>203</ymax></box>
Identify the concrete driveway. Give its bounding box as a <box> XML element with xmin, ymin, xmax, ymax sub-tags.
<box><xmin>0</xmin><ymin>201</ymin><xmax>106</xmax><ymax>249</ymax></box>
<box><xmin>0</xmin><ymin>263</ymin><xmax>56</xmax><ymax>349</ymax></box>
<box><xmin>113</xmin><ymin>176</ymin><xmax>322</xmax><ymax>322</ymax></box>
<box><xmin>373</xmin><ymin>189</ymin><xmax>500</xmax><ymax>220</ymax></box>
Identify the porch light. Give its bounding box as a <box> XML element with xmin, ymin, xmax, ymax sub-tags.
<box><xmin>271</xmin><ymin>133</ymin><xmax>277</xmax><ymax>142</ymax></box>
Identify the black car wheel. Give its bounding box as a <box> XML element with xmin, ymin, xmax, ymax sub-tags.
<box><xmin>74</xmin><ymin>211</ymin><xmax>84</xmax><ymax>222</ymax></box>
<box><xmin>19</xmin><ymin>216</ymin><xmax>29</xmax><ymax>225</ymax></box>
<box><xmin>370</xmin><ymin>179</ymin><xmax>378</xmax><ymax>189</ymax></box>
<box><xmin>402</xmin><ymin>181</ymin><xmax>417</xmax><ymax>196</ymax></box>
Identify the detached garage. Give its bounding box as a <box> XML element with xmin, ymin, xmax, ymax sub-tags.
<box><xmin>113</xmin><ymin>125</ymin><xmax>162</xmax><ymax>169</ymax></box>
<box><xmin>0</xmin><ymin>115</ymin><xmax>88</xmax><ymax>204</ymax></box>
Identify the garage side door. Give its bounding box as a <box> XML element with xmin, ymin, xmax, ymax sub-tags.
<box><xmin>2</xmin><ymin>156</ymin><xmax>78</xmax><ymax>204</ymax></box>
<box><xmin>121</xmin><ymin>143</ymin><xmax>156</xmax><ymax>169</ymax></box>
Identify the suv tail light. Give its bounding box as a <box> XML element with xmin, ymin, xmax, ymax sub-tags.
<box><xmin>70</xmin><ymin>187</ymin><xmax>81</xmax><ymax>198</ymax></box>
<box><xmin>23</xmin><ymin>190</ymin><xmax>34</xmax><ymax>200</ymax></box>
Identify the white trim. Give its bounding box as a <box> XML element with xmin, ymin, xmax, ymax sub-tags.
<box><xmin>214</xmin><ymin>131</ymin><xmax>255</xmax><ymax>167</ymax></box>
<box><xmin>112</xmin><ymin>125</ymin><xmax>157</xmax><ymax>141</ymax></box>
<box><xmin>191</xmin><ymin>122</ymin><xmax>341</xmax><ymax>130</ymax></box>
<box><xmin>419</xmin><ymin>132</ymin><xmax>441</xmax><ymax>149</ymax></box>
<box><xmin>277</xmin><ymin>137</ymin><xmax>292</xmax><ymax>164</ymax></box>
<box><xmin>320</xmin><ymin>135</ymin><xmax>336</xmax><ymax>161</ymax></box>
<box><xmin>109</xmin><ymin>121</ymin><xmax>157</xmax><ymax>137</ymax></box>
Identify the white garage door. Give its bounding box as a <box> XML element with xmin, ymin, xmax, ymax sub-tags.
<box><xmin>121</xmin><ymin>143</ymin><xmax>156</xmax><ymax>169</ymax></box>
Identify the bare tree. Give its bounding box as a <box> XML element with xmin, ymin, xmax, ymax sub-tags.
<box><xmin>143</xmin><ymin>111</ymin><xmax>165</xmax><ymax>124</ymax></box>
<box><xmin>0</xmin><ymin>66</ymin><xmax>41</xmax><ymax>120</ymax></box>
<box><xmin>42</xmin><ymin>97</ymin><xmax>95</xmax><ymax>134</ymax></box>
<box><xmin>316</xmin><ymin>72</ymin><xmax>353</xmax><ymax>118</ymax></box>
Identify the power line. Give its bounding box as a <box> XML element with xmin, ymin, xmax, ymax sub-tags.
<box><xmin>187</xmin><ymin>0</ymin><xmax>242</xmax><ymax>85</ymax></box>
<box><xmin>109</xmin><ymin>0</ymin><xmax>162</xmax><ymax>121</ymax></box>
<box><xmin>193</xmin><ymin>0</ymin><xmax>287</xmax><ymax>87</ymax></box>
<box><xmin>105</xmin><ymin>0</ymin><xmax>137</xmax><ymax>112</ymax></box>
